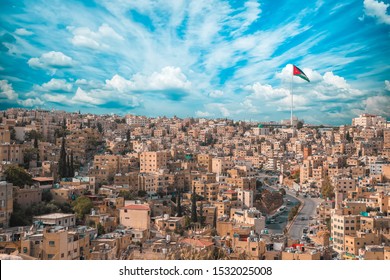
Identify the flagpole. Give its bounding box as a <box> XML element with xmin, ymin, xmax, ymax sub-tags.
<box><xmin>290</xmin><ymin>66</ymin><xmax>293</xmax><ymax>127</ymax></box>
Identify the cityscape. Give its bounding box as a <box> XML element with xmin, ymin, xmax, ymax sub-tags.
<box><xmin>0</xmin><ymin>0</ymin><xmax>390</xmax><ymax>262</ymax></box>
<box><xmin>0</xmin><ymin>110</ymin><xmax>389</xmax><ymax>260</ymax></box>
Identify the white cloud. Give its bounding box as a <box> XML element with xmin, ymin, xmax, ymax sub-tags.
<box><xmin>105</xmin><ymin>66</ymin><xmax>191</xmax><ymax>92</ymax></box>
<box><xmin>363</xmin><ymin>95</ymin><xmax>390</xmax><ymax>115</ymax></box>
<box><xmin>133</xmin><ymin>66</ymin><xmax>191</xmax><ymax>91</ymax></box>
<box><xmin>385</xmin><ymin>80</ymin><xmax>390</xmax><ymax>91</ymax></box>
<box><xmin>18</xmin><ymin>98</ymin><xmax>44</xmax><ymax>107</ymax></box>
<box><xmin>363</xmin><ymin>0</ymin><xmax>390</xmax><ymax>24</ymax></box>
<box><xmin>0</xmin><ymin>80</ymin><xmax>18</xmax><ymax>100</ymax></box>
<box><xmin>244</xmin><ymin>82</ymin><xmax>290</xmax><ymax>100</ymax></box>
<box><xmin>195</xmin><ymin>110</ymin><xmax>213</xmax><ymax>117</ymax></box>
<box><xmin>42</xmin><ymin>93</ymin><xmax>69</xmax><ymax>104</ymax></box>
<box><xmin>14</xmin><ymin>28</ymin><xmax>33</xmax><ymax>36</ymax></box>
<box><xmin>36</xmin><ymin>78</ymin><xmax>73</xmax><ymax>92</ymax></box>
<box><xmin>28</xmin><ymin>51</ymin><xmax>74</xmax><ymax>69</ymax></box>
<box><xmin>72</xmin><ymin>88</ymin><xmax>103</xmax><ymax>105</ymax></box>
<box><xmin>323</xmin><ymin>72</ymin><xmax>349</xmax><ymax>89</ymax></box>
<box><xmin>69</xmin><ymin>23</ymin><xmax>124</xmax><ymax>49</ymax></box>
<box><xmin>209</xmin><ymin>90</ymin><xmax>223</xmax><ymax>98</ymax></box>
<box><xmin>105</xmin><ymin>74</ymin><xmax>134</xmax><ymax>92</ymax></box>
<box><xmin>0</xmin><ymin>80</ymin><xmax>44</xmax><ymax>108</ymax></box>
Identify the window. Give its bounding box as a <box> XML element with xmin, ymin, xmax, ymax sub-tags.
<box><xmin>61</xmin><ymin>253</ymin><xmax>64</xmax><ymax>258</ymax></box>
<box><xmin>23</xmin><ymin>247</ymin><xmax>28</xmax><ymax>253</ymax></box>
<box><xmin>48</xmin><ymin>254</ymin><xmax>55</xmax><ymax>259</ymax></box>
<box><xmin>49</xmin><ymin>241</ymin><xmax>55</xmax><ymax>246</ymax></box>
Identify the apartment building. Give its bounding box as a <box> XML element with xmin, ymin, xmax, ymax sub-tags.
<box><xmin>140</xmin><ymin>151</ymin><xmax>168</xmax><ymax>173</ymax></box>
<box><xmin>0</xmin><ymin>181</ymin><xmax>13</xmax><ymax>228</ymax></box>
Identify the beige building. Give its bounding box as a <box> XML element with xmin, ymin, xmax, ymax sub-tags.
<box><xmin>140</xmin><ymin>151</ymin><xmax>168</xmax><ymax>173</ymax></box>
<box><xmin>13</xmin><ymin>186</ymin><xmax>42</xmax><ymax>208</ymax></box>
<box><xmin>119</xmin><ymin>203</ymin><xmax>150</xmax><ymax>233</ymax></box>
<box><xmin>0</xmin><ymin>181</ymin><xmax>13</xmax><ymax>228</ymax></box>
<box><xmin>21</xmin><ymin>227</ymin><xmax>92</xmax><ymax>260</ymax></box>
<box><xmin>33</xmin><ymin>213</ymin><xmax>76</xmax><ymax>227</ymax></box>
<box><xmin>331</xmin><ymin>212</ymin><xmax>360</xmax><ymax>253</ymax></box>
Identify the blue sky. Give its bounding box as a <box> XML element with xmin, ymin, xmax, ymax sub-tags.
<box><xmin>0</xmin><ymin>0</ymin><xmax>389</xmax><ymax>124</ymax></box>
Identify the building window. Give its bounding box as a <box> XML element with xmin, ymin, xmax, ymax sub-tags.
<box><xmin>23</xmin><ymin>247</ymin><xmax>28</xmax><ymax>253</ymax></box>
<box><xmin>61</xmin><ymin>253</ymin><xmax>65</xmax><ymax>258</ymax></box>
<box><xmin>48</xmin><ymin>254</ymin><xmax>55</xmax><ymax>259</ymax></box>
<box><xmin>49</xmin><ymin>241</ymin><xmax>55</xmax><ymax>246</ymax></box>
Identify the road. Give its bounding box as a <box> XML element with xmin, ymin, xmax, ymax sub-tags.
<box><xmin>262</xmin><ymin>183</ymin><xmax>322</xmax><ymax>239</ymax></box>
<box><xmin>285</xmin><ymin>188</ymin><xmax>323</xmax><ymax>240</ymax></box>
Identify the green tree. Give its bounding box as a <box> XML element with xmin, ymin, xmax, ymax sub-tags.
<box><xmin>297</xmin><ymin>121</ymin><xmax>304</xmax><ymax>129</ymax></box>
<box><xmin>321</xmin><ymin>176</ymin><xmax>335</xmax><ymax>199</ymax></box>
<box><xmin>97</xmin><ymin>223</ymin><xmax>105</xmax><ymax>235</ymax></box>
<box><xmin>119</xmin><ymin>190</ymin><xmax>135</xmax><ymax>200</ymax></box>
<box><xmin>126</xmin><ymin>129</ymin><xmax>131</xmax><ymax>143</ymax></box>
<box><xmin>191</xmin><ymin>187</ymin><xmax>198</xmax><ymax>223</ymax></box>
<box><xmin>72</xmin><ymin>196</ymin><xmax>93</xmax><ymax>220</ymax></box>
<box><xmin>97</xmin><ymin>122</ymin><xmax>103</xmax><ymax>134</ymax></box>
<box><xmin>176</xmin><ymin>191</ymin><xmax>182</xmax><ymax>217</ymax></box>
<box><xmin>4</xmin><ymin>165</ymin><xmax>33</xmax><ymax>187</ymax></box>
<box><xmin>58</xmin><ymin>137</ymin><xmax>67</xmax><ymax>178</ymax></box>
<box><xmin>199</xmin><ymin>202</ymin><xmax>204</xmax><ymax>226</ymax></box>
<box><xmin>70</xmin><ymin>150</ymin><xmax>75</xmax><ymax>177</ymax></box>
<box><xmin>279</xmin><ymin>188</ymin><xmax>286</xmax><ymax>196</ymax></box>
<box><xmin>10</xmin><ymin>128</ymin><xmax>16</xmax><ymax>141</ymax></box>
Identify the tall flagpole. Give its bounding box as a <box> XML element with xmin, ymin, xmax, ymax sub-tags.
<box><xmin>290</xmin><ymin>65</ymin><xmax>294</xmax><ymax>127</ymax></box>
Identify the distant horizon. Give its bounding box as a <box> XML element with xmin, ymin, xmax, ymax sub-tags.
<box><xmin>3</xmin><ymin>106</ymin><xmax>388</xmax><ymax>127</ymax></box>
<box><xmin>1</xmin><ymin>0</ymin><xmax>389</xmax><ymax>125</ymax></box>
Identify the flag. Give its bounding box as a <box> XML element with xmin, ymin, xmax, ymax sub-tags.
<box><xmin>293</xmin><ymin>65</ymin><xmax>310</xmax><ymax>82</ymax></box>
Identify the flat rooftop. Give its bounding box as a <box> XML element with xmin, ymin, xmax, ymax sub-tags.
<box><xmin>33</xmin><ymin>213</ymin><xmax>75</xmax><ymax>219</ymax></box>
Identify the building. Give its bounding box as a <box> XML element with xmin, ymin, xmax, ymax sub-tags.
<box><xmin>140</xmin><ymin>151</ymin><xmax>168</xmax><ymax>173</ymax></box>
<box><xmin>33</xmin><ymin>213</ymin><xmax>76</xmax><ymax>227</ymax></box>
<box><xmin>0</xmin><ymin>182</ymin><xmax>13</xmax><ymax>228</ymax></box>
<box><xmin>119</xmin><ymin>203</ymin><xmax>150</xmax><ymax>233</ymax></box>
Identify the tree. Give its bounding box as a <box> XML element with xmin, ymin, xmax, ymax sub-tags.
<box><xmin>33</xmin><ymin>134</ymin><xmax>40</xmax><ymax>162</ymax></box>
<box><xmin>10</xmin><ymin>128</ymin><xmax>16</xmax><ymax>141</ymax></box>
<box><xmin>297</xmin><ymin>121</ymin><xmax>304</xmax><ymax>129</ymax></box>
<box><xmin>321</xmin><ymin>176</ymin><xmax>335</xmax><ymax>199</ymax></box>
<box><xmin>97</xmin><ymin>122</ymin><xmax>103</xmax><ymax>134</ymax></box>
<box><xmin>66</xmin><ymin>154</ymin><xmax>71</xmax><ymax>178</ymax></box>
<box><xmin>191</xmin><ymin>187</ymin><xmax>198</xmax><ymax>223</ymax></box>
<box><xmin>346</xmin><ymin>131</ymin><xmax>352</xmax><ymax>143</ymax></box>
<box><xmin>4</xmin><ymin>165</ymin><xmax>33</xmax><ymax>187</ymax></box>
<box><xmin>58</xmin><ymin>137</ymin><xmax>67</xmax><ymax>178</ymax></box>
<box><xmin>126</xmin><ymin>129</ymin><xmax>131</xmax><ymax>143</ymax></box>
<box><xmin>70</xmin><ymin>150</ymin><xmax>75</xmax><ymax>177</ymax></box>
<box><xmin>97</xmin><ymin>223</ymin><xmax>105</xmax><ymax>235</ymax></box>
<box><xmin>176</xmin><ymin>191</ymin><xmax>182</xmax><ymax>217</ymax></box>
<box><xmin>199</xmin><ymin>202</ymin><xmax>204</xmax><ymax>226</ymax></box>
<box><xmin>279</xmin><ymin>188</ymin><xmax>286</xmax><ymax>196</ymax></box>
<box><xmin>72</xmin><ymin>196</ymin><xmax>93</xmax><ymax>220</ymax></box>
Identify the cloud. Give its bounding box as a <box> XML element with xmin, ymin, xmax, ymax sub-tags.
<box><xmin>14</xmin><ymin>28</ymin><xmax>33</xmax><ymax>36</ymax></box>
<box><xmin>68</xmin><ymin>23</ymin><xmax>124</xmax><ymax>49</ymax></box>
<box><xmin>18</xmin><ymin>98</ymin><xmax>44</xmax><ymax>107</ymax></box>
<box><xmin>323</xmin><ymin>72</ymin><xmax>350</xmax><ymax>89</ymax></box>
<box><xmin>131</xmin><ymin>66</ymin><xmax>191</xmax><ymax>91</ymax></box>
<box><xmin>0</xmin><ymin>80</ymin><xmax>18</xmax><ymax>100</ymax></box>
<box><xmin>28</xmin><ymin>51</ymin><xmax>74</xmax><ymax>69</ymax></box>
<box><xmin>363</xmin><ymin>95</ymin><xmax>390</xmax><ymax>115</ymax></box>
<box><xmin>209</xmin><ymin>90</ymin><xmax>223</xmax><ymax>98</ymax></box>
<box><xmin>0</xmin><ymin>80</ymin><xmax>43</xmax><ymax>108</ymax></box>
<box><xmin>363</xmin><ymin>0</ymin><xmax>390</xmax><ymax>24</ymax></box>
<box><xmin>385</xmin><ymin>80</ymin><xmax>390</xmax><ymax>91</ymax></box>
<box><xmin>36</xmin><ymin>78</ymin><xmax>73</xmax><ymax>92</ymax></box>
<box><xmin>195</xmin><ymin>110</ymin><xmax>213</xmax><ymax>117</ymax></box>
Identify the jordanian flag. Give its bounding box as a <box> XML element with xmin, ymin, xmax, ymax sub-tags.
<box><xmin>293</xmin><ymin>65</ymin><xmax>310</xmax><ymax>82</ymax></box>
